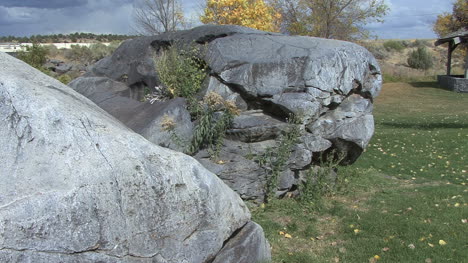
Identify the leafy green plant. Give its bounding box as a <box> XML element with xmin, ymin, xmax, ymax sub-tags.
<box><xmin>154</xmin><ymin>44</ymin><xmax>207</xmax><ymax>99</ymax></box>
<box><xmin>44</xmin><ymin>44</ymin><xmax>59</xmax><ymax>57</ymax></box>
<box><xmin>89</xmin><ymin>43</ymin><xmax>113</xmax><ymax>61</ymax></box>
<box><xmin>154</xmin><ymin>44</ymin><xmax>235</xmax><ymax>157</ymax></box>
<box><xmin>257</xmin><ymin>114</ymin><xmax>302</xmax><ymax>202</ymax></box>
<box><xmin>160</xmin><ymin>114</ymin><xmax>188</xmax><ymax>150</ymax></box>
<box><xmin>188</xmin><ymin>92</ymin><xmax>239</xmax><ymax>156</ymax></box>
<box><xmin>57</xmin><ymin>74</ymin><xmax>72</xmax><ymax>84</ymax></box>
<box><xmin>407</xmin><ymin>46</ymin><xmax>433</xmax><ymax>70</ymax></box>
<box><xmin>364</xmin><ymin>43</ymin><xmax>389</xmax><ymax>60</ymax></box>
<box><xmin>16</xmin><ymin>43</ymin><xmax>49</xmax><ymax>69</ymax></box>
<box><xmin>161</xmin><ymin>92</ymin><xmax>239</xmax><ymax>157</ymax></box>
<box><xmin>299</xmin><ymin>151</ymin><xmax>346</xmax><ymax>206</ymax></box>
<box><xmin>64</xmin><ymin>44</ymin><xmax>93</xmax><ymax>64</ymax></box>
<box><xmin>383</xmin><ymin>40</ymin><xmax>405</xmax><ymax>52</ymax></box>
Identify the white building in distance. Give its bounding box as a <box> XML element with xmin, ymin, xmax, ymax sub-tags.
<box><xmin>0</xmin><ymin>42</ymin><xmax>110</xmax><ymax>53</ymax></box>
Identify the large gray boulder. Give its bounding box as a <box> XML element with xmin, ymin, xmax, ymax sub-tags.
<box><xmin>70</xmin><ymin>77</ymin><xmax>193</xmax><ymax>152</ymax></box>
<box><xmin>212</xmin><ymin>222</ymin><xmax>270</xmax><ymax>263</ymax></box>
<box><xmin>0</xmin><ymin>52</ymin><xmax>270</xmax><ymax>263</ymax></box>
<box><xmin>69</xmin><ymin>25</ymin><xmax>382</xmax><ymax>201</ymax></box>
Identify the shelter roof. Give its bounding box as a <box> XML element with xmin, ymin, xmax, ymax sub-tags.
<box><xmin>435</xmin><ymin>29</ymin><xmax>468</xmax><ymax>46</ymax></box>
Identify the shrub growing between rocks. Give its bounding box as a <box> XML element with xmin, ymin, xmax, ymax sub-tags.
<box><xmin>155</xmin><ymin>45</ymin><xmax>237</xmax><ymax>157</ymax></box>
<box><xmin>57</xmin><ymin>74</ymin><xmax>72</xmax><ymax>84</ymax></box>
<box><xmin>188</xmin><ymin>92</ymin><xmax>240</xmax><ymax>156</ymax></box>
<box><xmin>154</xmin><ymin>44</ymin><xmax>207</xmax><ymax>99</ymax></box>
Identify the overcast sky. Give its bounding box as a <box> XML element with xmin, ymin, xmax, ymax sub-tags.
<box><xmin>0</xmin><ymin>0</ymin><xmax>454</xmax><ymax>39</ymax></box>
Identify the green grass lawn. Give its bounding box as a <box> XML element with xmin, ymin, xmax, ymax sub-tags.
<box><xmin>252</xmin><ymin>82</ymin><xmax>468</xmax><ymax>263</ymax></box>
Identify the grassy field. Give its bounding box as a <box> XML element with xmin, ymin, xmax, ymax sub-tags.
<box><xmin>252</xmin><ymin>81</ymin><xmax>468</xmax><ymax>263</ymax></box>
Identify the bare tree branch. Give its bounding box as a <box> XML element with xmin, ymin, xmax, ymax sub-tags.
<box><xmin>132</xmin><ymin>0</ymin><xmax>185</xmax><ymax>35</ymax></box>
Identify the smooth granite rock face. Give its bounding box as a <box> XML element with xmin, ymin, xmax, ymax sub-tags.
<box><xmin>0</xmin><ymin>52</ymin><xmax>268</xmax><ymax>263</ymax></box>
<box><xmin>69</xmin><ymin>25</ymin><xmax>382</xmax><ymax>202</ymax></box>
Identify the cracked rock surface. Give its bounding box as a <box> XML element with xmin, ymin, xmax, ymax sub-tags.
<box><xmin>0</xmin><ymin>52</ymin><xmax>271</xmax><ymax>262</ymax></box>
<box><xmin>70</xmin><ymin>25</ymin><xmax>382</xmax><ymax>202</ymax></box>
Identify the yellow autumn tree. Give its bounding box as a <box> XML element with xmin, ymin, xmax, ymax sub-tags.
<box><xmin>200</xmin><ymin>0</ymin><xmax>282</xmax><ymax>32</ymax></box>
<box><xmin>433</xmin><ymin>0</ymin><xmax>468</xmax><ymax>37</ymax></box>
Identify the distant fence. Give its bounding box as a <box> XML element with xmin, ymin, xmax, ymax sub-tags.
<box><xmin>0</xmin><ymin>42</ymin><xmax>111</xmax><ymax>53</ymax></box>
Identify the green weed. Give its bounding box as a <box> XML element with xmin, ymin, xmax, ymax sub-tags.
<box><xmin>256</xmin><ymin>114</ymin><xmax>302</xmax><ymax>202</ymax></box>
<box><xmin>154</xmin><ymin>44</ymin><xmax>207</xmax><ymax>99</ymax></box>
<box><xmin>383</xmin><ymin>40</ymin><xmax>405</xmax><ymax>52</ymax></box>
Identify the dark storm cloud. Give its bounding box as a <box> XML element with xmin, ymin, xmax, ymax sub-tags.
<box><xmin>0</xmin><ymin>0</ymin><xmax>137</xmax><ymax>36</ymax></box>
<box><xmin>0</xmin><ymin>0</ymin><xmax>88</xmax><ymax>9</ymax></box>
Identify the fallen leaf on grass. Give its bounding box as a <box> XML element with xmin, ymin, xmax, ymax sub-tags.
<box><xmin>428</xmin><ymin>243</ymin><xmax>434</xmax><ymax>247</ymax></box>
<box><xmin>408</xmin><ymin>244</ymin><xmax>415</xmax><ymax>249</ymax></box>
<box><xmin>462</xmin><ymin>219</ymin><xmax>467</xmax><ymax>224</ymax></box>
<box><xmin>333</xmin><ymin>257</ymin><xmax>340</xmax><ymax>263</ymax></box>
<box><xmin>382</xmin><ymin>247</ymin><xmax>390</xmax><ymax>252</ymax></box>
<box><xmin>354</xmin><ymin>229</ymin><xmax>360</xmax><ymax>234</ymax></box>
<box><xmin>425</xmin><ymin>259</ymin><xmax>432</xmax><ymax>263</ymax></box>
<box><xmin>285</xmin><ymin>233</ymin><xmax>292</xmax><ymax>238</ymax></box>
<box><xmin>279</xmin><ymin>231</ymin><xmax>285</xmax><ymax>235</ymax></box>
<box><xmin>439</xmin><ymin>240</ymin><xmax>447</xmax><ymax>246</ymax></box>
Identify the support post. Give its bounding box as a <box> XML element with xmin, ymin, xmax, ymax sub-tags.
<box><xmin>464</xmin><ymin>53</ymin><xmax>468</xmax><ymax>79</ymax></box>
<box><xmin>447</xmin><ymin>41</ymin><xmax>453</xmax><ymax>76</ymax></box>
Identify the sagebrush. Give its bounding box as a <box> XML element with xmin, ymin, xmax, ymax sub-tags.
<box><xmin>154</xmin><ymin>44</ymin><xmax>207</xmax><ymax>99</ymax></box>
<box><xmin>407</xmin><ymin>46</ymin><xmax>433</xmax><ymax>70</ymax></box>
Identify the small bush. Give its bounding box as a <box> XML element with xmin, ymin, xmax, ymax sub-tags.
<box><xmin>188</xmin><ymin>92</ymin><xmax>239</xmax><ymax>156</ymax></box>
<box><xmin>256</xmin><ymin>114</ymin><xmax>302</xmax><ymax>202</ymax></box>
<box><xmin>17</xmin><ymin>43</ymin><xmax>48</xmax><ymax>69</ymax></box>
<box><xmin>89</xmin><ymin>43</ymin><xmax>112</xmax><ymax>61</ymax></box>
<box><xmin>400</xmin><ymin>40</ymin><xmax>410</xmax><ymax>48</ymax></box>
<box><xmin>154</xmin><ymin>44</ymin><xmax>207</xmax><ymax>99</ymax></box>
<box><xmin>407</xmin><ymin>46</ymin><xmax>433</xmax><ymax>70</ymax></box>
<box><xmin>383</xmin><ymin>40</ymin><xmax>405</xmax><ymax>52</ymax></box>
<box><xmin>365</xmin><ymin>44</ymin><xmax>389</xmax><ymax>60</ymax></box>
<box><xmin>410</xmin><ymin>39</ymin><xmax>431</xmax><ymax>48</ymax></box>
<box><xmin>65</xmin><ymin>45</ymin><xmax>93</xmax><ymax>64</ymax></box>
<box><xmin>44</xmin><ymin>44</ymin><xmax>59</xmax><ymax>57</ymax></box>
<box><xmin>57</xmin><ymin>74</ymin><xmax>72</xmax><ymax>84</ymax></box>
<box><xmin>161</xmin><ymin>92</ymin><xmax>239</xmax><ymax>157</ymax></box>
<box><xmin>108</xmin><ymin>40</ymin><xmax>122</xmax><ymax>51</ymax></box>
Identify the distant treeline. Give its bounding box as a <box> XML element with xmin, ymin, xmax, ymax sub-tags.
<box><xmin>0</xmin><ymin>32</ymin><xmax>137</xmax><ymax>43</ymax></box>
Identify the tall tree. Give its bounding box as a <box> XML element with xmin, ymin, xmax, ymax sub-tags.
<box><xmin>272</xmin><ymin>0</ymin><xmax>389</xmax><ymax>40</ymax></box>
<box><xmin>133</xmin><ymin>0</ymin><xmax>185</xmax><ymax>35</ymax></box>
<box><xmin>200</xmin><ymin>0</ymin><xmax>282</xmax><ymax>32</ymax></box>
<box><xmin>433</xmin><ymin>0</ymin><xmax>468</xmax><ymax>38</ymax></box>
